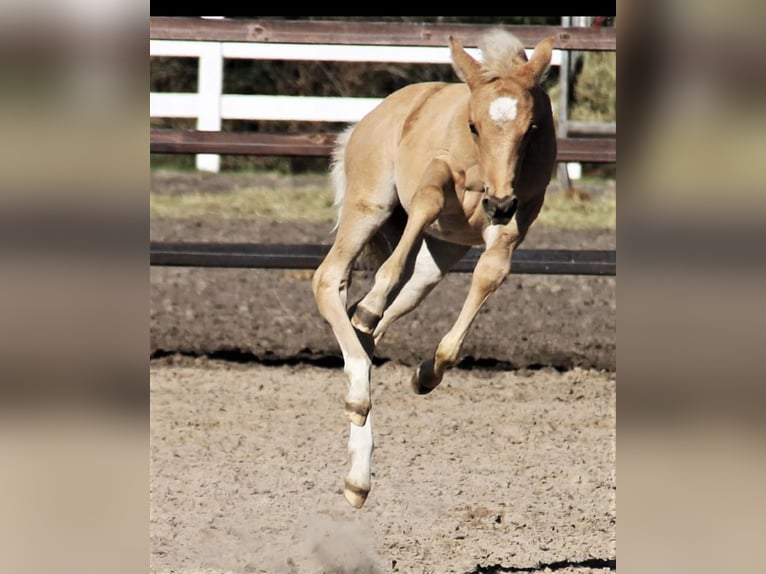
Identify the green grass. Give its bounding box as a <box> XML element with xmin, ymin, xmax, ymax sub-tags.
<box><xmin>537</xmin><ymin>190</ymin><xmax>615</xmax><ymax>230</ymax></box>
<box><xmin>150</xmin><ymin>177</ymin><xmax>615</xmax><ymax>230</ymax></box>
<box><xmin>150</xmin><ymin>185</ymin><xmax>337</xmax><ymax>223</ymax></box>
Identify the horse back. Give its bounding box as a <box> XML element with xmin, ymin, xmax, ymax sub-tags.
<box><xmin>345</xmin><ymin>82</ymin><xmax>466</xmax><ymax>168</ymax></box>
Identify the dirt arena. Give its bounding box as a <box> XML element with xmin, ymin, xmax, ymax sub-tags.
<box><xmin>150</xmin><ymin>173</ymin><xmax>616</xmax><ymax>573</ymax></box>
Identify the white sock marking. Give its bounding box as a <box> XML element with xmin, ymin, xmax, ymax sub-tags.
<box><xmin>343</xmin><ymin>355</ymin><xmax>371</xmax><ymax>405</ymax></box>
<box><xmin>347</xmin><ymin>412</ymin><xmax>373</xmax><ymax>489</ymax></box>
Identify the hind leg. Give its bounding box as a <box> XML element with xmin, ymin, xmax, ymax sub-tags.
<box><xmin>312</xmin><ymin>173</ymin><xmax>398</xmax><ymax>507</ymax></box>
<box><xmin>313</xmin><ymin>211</ymin><xmax>386</xmax><ymax>508</ymax></box>
<box><xmin>313</xmin><ymin>209</ymin><xmax>387</xmax><ymax>424</ymax></box>
<box><xmin>372</xmin><ymin>236</ymin><xmax>470</xmax><ymax>345</ymax></box>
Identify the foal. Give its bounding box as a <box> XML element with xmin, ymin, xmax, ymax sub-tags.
<box><xmin>312</xmin><ymin>29</ymin><xmax>557</xmax><ymax>508</ymax></box>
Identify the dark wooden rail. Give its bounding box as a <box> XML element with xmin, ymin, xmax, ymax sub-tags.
<box><xmin>150</xmin><ymin>243</ymin><xmax>616</xmax><ymax>276</ymax></box>
<box><xmin>150</xmin><ymin>17</ymin><xmax>616</xmax><ymax>51</ymax></box>
<box><xmin>150</xmin><ymin>130</ymin><xmax>616</xmax><ymax>163</ymax></box>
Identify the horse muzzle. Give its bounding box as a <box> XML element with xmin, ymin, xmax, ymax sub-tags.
<box><xmin>482</xmin><ymin>195</ymin><xmax>518</xmax><ymax>225</ymax></box>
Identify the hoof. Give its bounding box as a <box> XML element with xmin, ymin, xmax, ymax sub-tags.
<box><xmin>344</xmin><ymin>401</ymin><xmax>369</xmax><ymax>426</ymax></box>
<box><xmin>344</xmin><ymin>480</ymin><xmax>370</xmax><ymax>509</ymax></box>
<box><xmin>350</xmin><ymin>305</ymin><xmax>381</xmax><ymax>335</ymax></box>
<box><xmin>410</xmin><ymin>360</ymin><xmax>441</xmax><ymax>395</ymax></box>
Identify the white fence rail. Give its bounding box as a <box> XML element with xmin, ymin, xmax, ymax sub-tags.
<box><xmin>150</xmin><ymin>39</ymin><xmax>565</xmax><ymax>172</ymax></box>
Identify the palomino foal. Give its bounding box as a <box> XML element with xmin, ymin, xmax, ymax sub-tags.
<box><xmin>312</xmin><ymin>29</ymin><xmax>557</xmax><ymax>508</ymax></box>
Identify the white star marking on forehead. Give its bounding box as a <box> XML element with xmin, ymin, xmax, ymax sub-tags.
<box><xmin>488</xmin><ymin>97</ymin><xmax>518</xmax><ymax>126</ymax></box>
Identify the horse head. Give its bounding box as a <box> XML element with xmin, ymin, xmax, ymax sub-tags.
<box><xmin>450</xmin><ymin>31</ymin><xmax>554</xmax><ymax>225</ymax></box>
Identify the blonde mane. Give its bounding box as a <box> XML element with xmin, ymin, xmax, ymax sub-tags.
<box><xmin>472</xmin><ymin>28</ymin><xmax>527</xmax><ymax>81</ymax></box>
<box><xmin>477</xmin><ymin>29</ymin><xmax>529</xmax><ymax>82</ymax></box>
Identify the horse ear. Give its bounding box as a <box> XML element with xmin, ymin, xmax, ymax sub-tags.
<box><xmin>524</xmin><ymin>36</ymin><xmax>555</xmax><ymax>86</ymax></box>
<box><xmin>449</xmin><ymin>35</ymin><xmax>482</xmax><ymax>89</ymax></box>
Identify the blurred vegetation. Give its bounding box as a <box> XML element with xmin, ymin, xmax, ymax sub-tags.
<box><xmin>571</xmin><ymin>51</ymin><xmax>616</xmax><ymax>122</ymax></box>
<box><xmin>537</xmin><ymin>186</ymin><xmax>615</xmax><ymax>229</ymax></box>
<box><xmin>149</xmin><ymin>171</ymin><xmax>615</xmax><ymax>229</ymax></box>
<box><xmin>549</xmin><ymin>51</ymin><xmax>616</xmax><ymax>124</ymax></box>
<box><xmin>150</xmin><ymin>180</ymin><xmax>336</xmax><ymax>222</ymax></box>
<box><xmin>150</xmin><ymin>16</ymin><xmax>615</xmax><ymax>176</ymax></box>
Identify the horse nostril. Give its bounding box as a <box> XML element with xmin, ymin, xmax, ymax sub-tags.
<box><xmin>482</xmin><ymin>195</ymin><xmax>517</xmax><ymax>223</ymax></box>
<box><xmin>497</xmin><ymin>196</ymin><xmax>517</xmax><ymax>214</ymax></box>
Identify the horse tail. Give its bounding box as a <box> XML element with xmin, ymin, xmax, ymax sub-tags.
<box><xmin>330</xmin><ymin>125</ymin><xmax>355</xmax><ymax>232</ymax></box>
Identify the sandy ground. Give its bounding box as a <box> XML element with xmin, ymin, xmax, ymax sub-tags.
<box><xmin>150</xmin><ymin>172</ymin><xmax>616</xmax><ymax>572</ymax></box>
<box><xmin>150</xmin><ymin>361</ymin><xmax>615</xmax><ymax>574</ymax></box>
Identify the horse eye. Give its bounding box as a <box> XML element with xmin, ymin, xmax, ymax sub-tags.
<box><xmin>469</xmin><ymin>122</ymin><xmax>478</xmax><ymax>136</ymax></box>
<box><xmin>530</xmin><ymin>123</ymin><xmax>539</xmax><ymax>131</ymax></box>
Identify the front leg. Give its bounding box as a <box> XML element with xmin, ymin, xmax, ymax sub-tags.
<box><xmin>412</xmin><ymin>222</ymin><xmax>518</xmax><ymax>394</ymax></box>
<box><xmin>351</xmin><ymin>158</ymin><xmax>451</xmax><ymax>334</ymax></box>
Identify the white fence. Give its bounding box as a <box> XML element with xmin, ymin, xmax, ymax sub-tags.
<box><xmin>149</xmin><ymin>17</ymin><xmax>616</xmax><ymax>179</ymax></box>
<box><xmin>150</xmin><ymin>38</ymin><xmax>567</xmax><ymax>172</ymax></box>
